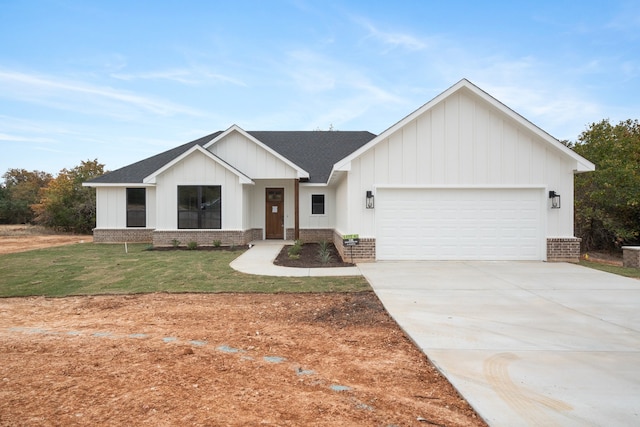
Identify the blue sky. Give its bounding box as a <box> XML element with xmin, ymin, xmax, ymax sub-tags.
<box><xmin>1</xmin><ymin>0</ymin><xmax>638</xmax><ymax>176</ymax></box>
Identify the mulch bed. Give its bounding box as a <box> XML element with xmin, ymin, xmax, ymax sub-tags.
<box><xmin>274</xmin><ymin>243</ymin><xmax>354</xmax><ymax>268</ymax></box>
<box><xmin>151</xmin><ymin>246</ymin><xmax>241</xmax><ymax>251</ymax></box>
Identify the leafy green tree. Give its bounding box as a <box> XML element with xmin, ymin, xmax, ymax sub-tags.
<box><xmin>573</xmin><ymin>119</ymin><xmax>640</xmax><ymax>251</ymax></box>
<box><xmin>0</xmin><ymin>169</ymin><xmax>52</xmax><ymax>224</ymax></box>
<box><xmin>32</xmin><ymin>159</ymin><xmax>105</xmax><ymax>233</ymax></box>
<box><xmin>0</xmin><ymin>184</ymin><xmax>8</xmax><ymax>223</ymax></box>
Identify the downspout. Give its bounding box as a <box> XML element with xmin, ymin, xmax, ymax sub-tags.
<box><xmin>294</xmin><ymin>178</ymin><xmax>300</xmax><ymax>240</ymax></box>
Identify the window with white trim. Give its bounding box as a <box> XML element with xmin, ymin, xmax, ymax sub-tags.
<box><xmin>311</xmin><ymin>194</ymin><xmax>325</xmax><ymax>215</ymax></box>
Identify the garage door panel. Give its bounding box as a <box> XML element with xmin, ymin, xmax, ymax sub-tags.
<box><xmin>376</xmin><ymin>188</ymin><xmax>544</xmax><ymax>260</ymax></box>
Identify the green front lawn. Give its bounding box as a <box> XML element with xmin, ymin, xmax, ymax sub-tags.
<box><xmin>578</xmin><ymin>260</ymin><xmax>640</xmax><ymax>279</ymax></box>
<box><xmin>0</xmin><ymin>243</ymin><xmax>370</xmax><ymax>297</ymax></box>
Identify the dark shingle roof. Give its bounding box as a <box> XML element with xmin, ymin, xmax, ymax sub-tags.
<box><xmin>88</xmin><ymin>132</ymin><xmax>222</xmax><ymax>184</ymax></box>
<box><xmin>88</xmin><ymin>130</ymin><xmax>376</xmax><ymax>184</ymax></box>
<box><xmin>248</xmin><ymin>131</ymin><xmax>375</xmax><ymax>182</ymax></box>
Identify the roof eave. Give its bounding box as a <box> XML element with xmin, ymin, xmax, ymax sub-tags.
<box><xmin>82</xmin><ymin>182</ymin><xmax>156</xmax><ymax>188</ymax></box>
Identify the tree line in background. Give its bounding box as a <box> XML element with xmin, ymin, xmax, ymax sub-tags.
<box><xmin>1</xmin><ymin>119</ymin><xmax>638</xmax><ymax>252</ymax></box>
<box><xmin>571</xmin><ymin>119</ymin><xmax>640</xmax><ymax>252</ymax></box>
<box><xmin>0</xmin><ymin>159</ymin><xmax>105</xmax><ymax>234</ymax></box>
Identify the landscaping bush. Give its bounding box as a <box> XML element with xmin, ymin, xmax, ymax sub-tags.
<box><xmin>288</xmin><ymin>239</ymin><xmax>303</xmax><ymax>258</ymax></box>
<box><xmin>317</xmin><ymin>240</ymin><xmax>334</xmax><ymax>264</ymax></box>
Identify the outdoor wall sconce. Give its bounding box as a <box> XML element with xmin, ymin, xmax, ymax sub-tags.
<box><xmin>366</xmin><ymin>190</ymin><xmax>375</xmax><ymax>209</ymax></box>
<box><xmin>549</xmin><ymin>190</ymin><xmax>561</xmax><ymax>209</ymax></box>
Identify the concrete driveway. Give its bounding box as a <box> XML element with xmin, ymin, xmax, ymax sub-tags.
<box><xmin>358</xmin><ymin>261</ymin><xmax>640</xmax><ymax>426</ymax></box>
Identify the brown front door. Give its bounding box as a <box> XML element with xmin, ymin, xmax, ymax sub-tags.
<box><xmin>265</xmin><ymin>188</ymin><xmax>284</xmax><ymax>239</ymax></box>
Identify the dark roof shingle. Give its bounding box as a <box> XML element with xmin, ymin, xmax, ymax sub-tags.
<box><xmin>88</xmin><ymin>130</ymin><xmax>376</xmax><ymax>184</ymax></box>
<box><xmin>248</xmin><ymin>131</ymin><xmax>375</xmax><ymax>182</ymax></box>
<box><xmin>88</xmin><ymin>132</ymin><xmax>221</xmax><ymax>184</ymax></box>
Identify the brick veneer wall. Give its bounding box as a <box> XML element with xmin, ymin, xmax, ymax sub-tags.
<box><xmin>285</xmin><ymin>228</ymin><xmax>295</xmax><ymax>241</ymax></box>
<box><xmin>547</xmin><ymin>237</ymin><xmax>581</xmax><ymax>263</ymax></box>
<box><xmin>93</xmin><ymin>228</ymin><xmax>154</xmax><ymax>243</ymax></box>
<box><xmin>622</xmin><ymin>247</ymin><xmax>640</xmax><ymax>268</ymax></box>
<box><xmin>333</xmin><ymin>231</ymin><xmax>376</xmax><ymax>263</ymax></box>
<box><xmin>153</xmin><ymin>230</ymin><xmax>261</xmax><ymax>247</ymax></box>
<box><xmin>299</xmin><ymin>229</ymin><xmax>334</xmax><ymax>243</ymax></box>
<box><xmin>245</xmin><ymin>228</ymin><xmax>264</xmax><ymax>243</ymax></box>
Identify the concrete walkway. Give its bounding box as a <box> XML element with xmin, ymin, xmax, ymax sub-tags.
<box><xmin>229</xmin><ymin>240</ymin><xmax>361</xmax><ymax>277</ymax></box>
<box><xmin>359</xmin><ymin>261</ymin><xmax>640</xmax><ymax>427</ymax></box>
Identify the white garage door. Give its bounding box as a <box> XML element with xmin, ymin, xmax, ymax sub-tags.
<box><xmin>376</xmin><ymin>188</ymin><xmax>545</xmax><ymax>260</ymax></box>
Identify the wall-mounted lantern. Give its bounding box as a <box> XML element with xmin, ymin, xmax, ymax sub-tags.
<box><xmin>549</xmin><ymin>191</ymin><xmax>561</xmax><ymax>209</ymax></box>
<box><xmin>366</xmin><ymin>190</ymin><xmax>375</xmax><ymax>209</ymax></box>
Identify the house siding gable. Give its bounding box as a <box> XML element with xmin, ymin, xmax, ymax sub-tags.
<box><xmin>350</xmin><ymin>89</ymin><xmax>577</xmax><ymax>187</ymax></box>
<box><xmin>208</xmin><ymin>131</ymin><xmax>299</xmax><ymax>179</ymax></box>
<box><xmin>154</xmin><ymin>149</ymin><xmax>244</xmax><ymax>230</ymax></box>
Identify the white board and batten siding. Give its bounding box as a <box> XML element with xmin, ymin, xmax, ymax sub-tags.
<box><xmin>341</xmin><ymin>85</ymin><xmax>576</xmax><ymax>260</ymax></box>
<box><xmin>95</xmin><ymin>186</ymin><xmax>156</xmax><ymax>229</ymax></box>
<box><xmin>208</xmin><ymin>131</ymin><xmax>299</xmax><ymax>179</ymax></box>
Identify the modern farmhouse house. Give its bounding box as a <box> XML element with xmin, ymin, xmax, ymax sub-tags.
<box><xmin>85</xmin><ymin>79</ymin><xmax>594</xmax><ymax>262</ymax></box>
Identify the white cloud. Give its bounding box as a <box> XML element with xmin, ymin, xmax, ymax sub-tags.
<box><xmin>0</xmin><ymin>133</ymin><xmax>56</xmax><ymax>143</ymax></box>
<box><xmin>0</xmin><ymin>69</ymin><xmax>205</xmax><ymax>118</ymax></box>
<box><xmin>356</xmin><ymin>18</ymin><xmax>429</xmax><ymax>51</ymax></box>
<box><xmin>111</xmin><ymin>66</ymin><xmax>247</xmax><ymax>87</ymax></box>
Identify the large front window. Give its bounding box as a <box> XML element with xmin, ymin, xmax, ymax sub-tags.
<box><xmin>127</xmin><ymin>188</ymin><xmax>146</xmax><ymax>227</ymax></box>
<box><xmin>178</xmin><ymin>186</ymin><xmax>221</xmax><ymax>229</ymax></box>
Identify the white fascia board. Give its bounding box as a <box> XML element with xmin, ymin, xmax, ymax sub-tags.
<box><xmin>300</xmin><ymin>182</ymin><xmax>330</xmax><ymax>187</ymax></box>
<box><xmin>326</xmin><ymin>162</ymin><xmax>350</xmax><ymax>184</ymax></box>
<box><xmin>331</xmin><ymin>82</ymin><xmax>465</xmax><ymax>172</ymax></box>
<box><xmin>204</xmin><ymin>124</ymin><xmax>310</xmax><ymax>179</ymax></box>
<box><xmin>82</xmin><ymin>182</ymin><xmax>156</xmax><ymax>188</ymax></box>
<box><xmin>143</xmin><ymin>145</ymin><xmax>254</xmax><ymax>185</ymax></box>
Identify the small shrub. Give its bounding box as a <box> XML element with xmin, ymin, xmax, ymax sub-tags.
<box><xmin>318</xmin><ymin>240</ymin><xmax>330</xmax><ymax>252</ymax></box>
<box><xmin>144</xmin><ymin>244</ymin><xmax>154</xmax><ymax>251</ymax></box>
<box><xmin>171</xmin><ymin>239</ymin><xmax>181</xmax><ymax>248</ymax></box>
<box><xmin>187</xmin><ymin>241</ymin><xmax>198</xmax><ymax>250</ymax></box>
<box><xmin>317</xmin><ymin>240</ymin><xmax>334</xmax><ymax>264</ymax></box>
<box><xmin>287</xmin><ymin>239</ymin><xmax>305</xmax><ymax>258</ymax></box>
<box><xmin>213</xmin><ymin>240</ymin><xmax>222</xmax><ymax>247</ymax></box>
<box><xmin>288</xmin><ymin>242</ymin><xmax>302</xmax><ymax>258</ymax></box>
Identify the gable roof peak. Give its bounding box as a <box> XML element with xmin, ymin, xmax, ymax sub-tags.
<box><xmin>204</xmin><ymin>125</ymin><xmax>310</xmax><ymax>180</ymax></box>
<box><xmin>331</xmin><ymin>78</ymin><xmax>594</xmax><ymax>176</ymax></box>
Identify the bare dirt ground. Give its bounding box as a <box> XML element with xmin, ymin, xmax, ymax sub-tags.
<box><xmin>0</xmin><ymin>226</ymin><xmax>486</xmax><ymax>426</ymax></box>
<box><xmin>0</xmin><ymin>293</ymin><xmax>485</xmax><ymax>426</ymax></box>
<box><xmin>0</xmin><ymin>225</ymin><xmax>92</xmax><ymax>254</ymax></box>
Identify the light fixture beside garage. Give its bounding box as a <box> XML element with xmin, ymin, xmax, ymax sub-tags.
<box><xmin>549</xmin><ymin>191</ymin><xmax>561</xmax><ymax>209</ymax></box>
<box><xmin>366</xmin><ymin>190</ymin><xmax>375</xmax><ymax>209</ymax></box>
